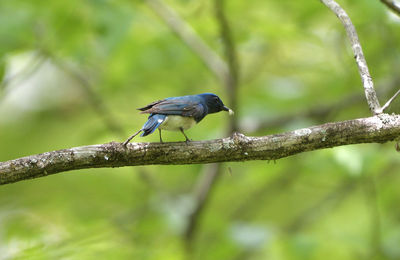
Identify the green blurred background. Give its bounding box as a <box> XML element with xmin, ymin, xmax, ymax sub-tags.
<box><xmin>1</xmin><ymin>0</ymin><xmax>400</xmax><ymax>259</ymax></box>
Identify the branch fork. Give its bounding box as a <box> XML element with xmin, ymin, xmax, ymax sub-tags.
<box><xmin>321</xmin><ymin>0</ymin><xmax>400</xmax><ymax>114</ymax></box>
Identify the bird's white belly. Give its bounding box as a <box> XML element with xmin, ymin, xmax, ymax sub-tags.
<box><xmin>159</xmin><ymin>115</ymin><xmax>197</xmax><ymax>131</ymax></box>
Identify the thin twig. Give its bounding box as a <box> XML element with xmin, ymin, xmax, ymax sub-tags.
<box><xmin>145</xmin><ymin>0</ymin><xmax>229</xmax><ymax>86</ymax></box>
<box><xmin>320</xmin><ymin>0</ymin><xmax>382</xmax><ymax>114</ymax></box>
<box><xmin>381</xmin><ymin>89</ymin><xmax>400</xmax><ymax>111</ymax></box>
<box><xmin>380</xmin><ymin>0</ymin><xmax>400</xmax><ymax>16</ymax></box>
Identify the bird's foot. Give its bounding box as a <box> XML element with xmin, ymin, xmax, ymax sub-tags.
<box><xmin>179</xmin><ymin>128</ymin><xmax>192</xmax><ymax>144</ymax></box>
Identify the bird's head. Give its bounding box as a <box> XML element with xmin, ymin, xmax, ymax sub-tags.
<box><xmin>199</xmin><ymin>93</ymin><xmax>234</xmax><ymax>115</ymax></box>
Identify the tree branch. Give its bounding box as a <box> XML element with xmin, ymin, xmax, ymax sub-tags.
<box><xmin>1</xmin><ymin>114</ymin><xmax>400</xmax><ymax>185</ymax></box>
<box><xmin>320</xmin><ymin>0</ymin><xmax>382</xmax><ymax>114</ymax></box>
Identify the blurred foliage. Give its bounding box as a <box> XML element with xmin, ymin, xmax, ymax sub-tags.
<box><xmin>1</xmin><ymin>0</ymin><xmax>400</xmax><ymax>259</ymax></box>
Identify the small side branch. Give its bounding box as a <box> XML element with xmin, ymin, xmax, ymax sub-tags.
<box><xmin>381</xmin><ymin>89</ymin><xmax>400</xmax><ymax>112</ymax></box>
<box><xmin>380</xmin><ymin>0</ymin><xmax>400</xmax><ymax>16</ymax></box>
<box><xmin>1</xmin><ymin>114</ymin><xmax>400</xmax><ymax>185</ymax></box>
<box><xmin>320</xmin><ymin>0</ymin><xmax>382</xmax><ymax>114</ymax></box>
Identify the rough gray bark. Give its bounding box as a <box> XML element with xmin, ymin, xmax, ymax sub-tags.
<box><xmin>1</xmin><ymin>114</ymin><xmax>400</xmax><ymax>185</ymax></box>
<box><xmin>320</xmin><ymin>0</ymin><xmax>382</xmax><ymax>114</ymax></box>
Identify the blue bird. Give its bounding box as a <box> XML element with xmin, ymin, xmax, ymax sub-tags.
<box><xmin>123</xmin><ymin>93</ymin><xmax>233</xmax><ymax>145</ymax></box>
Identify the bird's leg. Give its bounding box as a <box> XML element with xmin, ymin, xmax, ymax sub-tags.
<box><xmin>179</xmin><ymin>127</ymin><xmax>191</xmax><ymax>143</ymax></box>
<box><xmin>122</xmin><ymin>129</ymin><xmax>142</xmax><ymax>146</ymax></box>
<box><xmin>158</xmin><ymin>129</ymin><xmax>163</xmax><ymax>143</ymax></box>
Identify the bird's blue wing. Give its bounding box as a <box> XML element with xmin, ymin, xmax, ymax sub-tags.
<box><xmin>138</xmin><ymin>98</ymin><xmax>206</xmax><ymax>122</ymax></box>
<box><xmin>140</xmin><ymin>114</ymin><xmax>167</xmax><ymax>136</ymax></box>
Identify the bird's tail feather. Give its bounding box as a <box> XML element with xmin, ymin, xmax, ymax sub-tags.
<box><xmin>141</xmin><ymin>114</ymin><xmax>166</xmax><ymax>136</ymax></box>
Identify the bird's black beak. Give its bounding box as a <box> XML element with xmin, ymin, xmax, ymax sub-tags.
<box><xmin>222</xmin><ymin>106</ymin><xmax>234</xmax><ymax>115</ymax></box>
